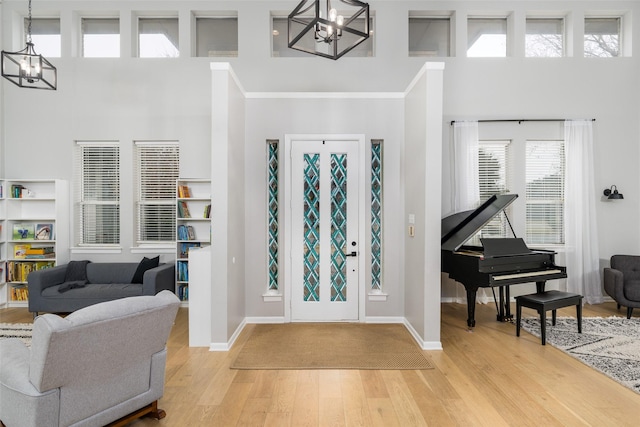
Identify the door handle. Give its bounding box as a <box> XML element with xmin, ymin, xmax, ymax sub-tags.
<box><xmin>345</xmin><ymin>251</ymin><xmax>358</xmax><ymax>257</ymax></box>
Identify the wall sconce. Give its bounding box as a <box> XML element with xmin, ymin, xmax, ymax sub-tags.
<box><xmin>603</xmin><ymin>185</ymin><xmax>624</xmax><ymax>200</ymax></box>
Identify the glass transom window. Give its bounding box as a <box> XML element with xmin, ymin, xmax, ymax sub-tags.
<box><xmin>409</xmin><ymin>17</ymin><xmax>451</xmax><ymax>57</ymax></box>
<box><xmin>27</xmin><ymin>18</ymin><xmax>61</xmax><ymax>58</ymax></box>
<box><xmin>82</xmin><ymin>18</ymin><xmax>120</xmax><ymax>58</ymax></box>
<box><xmin>467</xmin><ymin>18</ymin><xmax>507</xmax><ymax>57</ymax></box>
<box><xmin>196</xmin><ymin>17</ymin><xmax>238</xmax><ymax>57</ymax></box>
<box><xmin>139</xmin><ymin>17</ymin><xmax>179</xmax><ymax>58</ymax></box>
<box><xmin>584</xmin><ymin>17</ymin><xmax>620</xmax><ymax>57</ymax></box>
<box><xmin>526</xmin><ymin>18</ymin><xmax>563</xmax><ymax>58</ymax></box>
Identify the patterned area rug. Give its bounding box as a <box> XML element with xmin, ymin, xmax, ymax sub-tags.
<box><xmin>521</xmin><ymin>316</ymin><xmax>640</xmax><ymax>394</ymax></box>
<box><xmin>0</xmin><ymin>323</ymin><xmax>33</xmax><ymax>346</ymax></box>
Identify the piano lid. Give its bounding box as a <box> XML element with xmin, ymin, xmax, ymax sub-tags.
<box><xmin>441</xmin><ymin>194</ymin><xmax>518</xmax><ymax>252</ymax></box>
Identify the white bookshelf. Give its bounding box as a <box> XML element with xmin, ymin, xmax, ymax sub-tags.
<box><xmin>176</xmin><ymin>179</ymin><xmax>211</xmax><ymax>305</ymax></box>
<box><xmin>1</xmin><ymin>179</ymin><xmax>69</xmax><ymax>307</ymax></box>
<box><xmin>0</xmin><ymin>181</ymin><xmax>6</xmax><ymax>307</ymax></box>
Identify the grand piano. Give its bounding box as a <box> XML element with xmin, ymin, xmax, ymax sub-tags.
<box><xmin>441</xmin><ymin>194</ymin><xmax>567</xmax><ymax>328</ymax></box>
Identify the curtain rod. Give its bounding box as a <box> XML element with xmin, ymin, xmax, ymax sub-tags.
<box><xmin>449</xmin><ymin>118</ymin><xmax>596</xmax><ymax>126</ymax></box>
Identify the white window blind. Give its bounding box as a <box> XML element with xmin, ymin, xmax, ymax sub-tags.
<box><xmin>408</xmin><ymin>17</ymin><xmax>451</xmax><ymax>57</ymax></box>
<box><xmin>467</xmin><ymin>18</ymin><xmax>507</xmax><ymax>57</ymax></box>
<box><xmin>135</xmin><ymin>142</ymin><xmax>179</xmax><ymax>244</ymax></box>
<box><xmin>526</xmin><ymin>18</ymin><xmax>564</xmax><ymax>58</ymax></box>
<box><xmin>138</xmin><ymin>18</ymin><xmax>179</xmax><ymax>58</ymax></box>
<box><xmin>196</xmin><ymin>17</ymin><xmax>238</xmax><ymax>57</ymax></box>
<box><xmin>27</xmin><ymin>18</ymin><xmax>61</xmax><ymax>57</ymax></box>
<box><xmin>82</xmin><ymin>18</ymin><xmax>120</xmax><ymax>57</ymax></box>
<box><xmin>476</xmin><ymin>141</ymin><xmax>510</xmax><ymax>240</ymax></box>
<box><xmin>584</xmin><ymin>17</ymin><xmax>620</xmax><ymax>57</ymax></box>
<box><xmin>75</xmin><ymin>142</ymin><xmax>120</xmax><ymax>245</ymax></box>
<box><xmin>526</xmin><ymin>140</ymin><xmax>565</xmax><ymax>245</ymax></box>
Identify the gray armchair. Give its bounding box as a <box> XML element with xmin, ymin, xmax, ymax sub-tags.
<box><xmin>0</xmin><ymin>290</ymin><xmax>179</xmax><ymax>427</ymax></box>
<box><xmin>603</xmin><ymin>255</ymin><xmax>640</xmax><ymax>318</ymax></box>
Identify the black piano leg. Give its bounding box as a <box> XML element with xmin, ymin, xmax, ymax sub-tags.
<box><xmin>466</xmin><ymin>288</ymin><xmax>478</xmax><ymax>328</ymax></box>
<box><xmin>504</xmin><ymin>286</ymin><xmax>513</xmax><ymax>320</ymax></box>
<box><xmin>496</xmin><ymin>287</ymin><xmax>514</xmax><ymax>322</ymax></box>
<box><xmin>536</xmin><ymin>281</ymin><xmax>546</xmax><ymax>293</ymax></box>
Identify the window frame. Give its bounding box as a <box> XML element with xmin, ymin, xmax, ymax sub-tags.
<box><xmin>74</xmin><ymin>141</ymin><xmax>121</xmax><ymax>249</ymax></box>
<box><xmin>195</xmin><ymin>16</ymin><xmax>239</xmax><ymax>57</ymax></box>
<box><xmin>525</xmin><ymin>17</ymin><xmax>564</xmax><ymax>58</ymax></box>
<box><xmin>137</xmin><ymin>16</ymin><xmax>180</xmax><ymax>58</ymax></box>
<box><xmin>467</xmin><ymin>16</ymin><xmax>509</xmax><ymax>58</ymax></box>
<box><xmin>26</xmin><ymin>17</ymin><xmax>61</xmax><ymax>58</ymax></box>
<box><xmin>408</xmin><ymin>15</ymin><xmax>452</xmax><ymax>58</ymax></box>
<box><xmin>134</xmin><ymin>141</ymin><xmax>180</xmax><ymax>248</ymax></box>
<box><xmin>81</xmin><ymin>17</ymin><xmax>121</xmax><ymax>58</ymax></box>
<box><xmin>584</xmin><ymin>16</ymin><xmax>621</xmax><ymax>58</ymax></box>
<box><xmin>525</xmin><ymin>140</ymin><xmax>565</xmax><ymax>246</ymax></box>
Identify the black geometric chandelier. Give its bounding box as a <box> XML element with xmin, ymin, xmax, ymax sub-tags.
<box><xmin>1</xmin><ymin>0</ymin><xmax>57</xmax><ymax>90</ymax></box>
<box><xmin>288</xmin><ymin>0</ymin><xmax>370</xmax><ymax>60</ymax></box>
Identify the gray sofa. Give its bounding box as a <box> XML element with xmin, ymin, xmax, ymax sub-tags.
<box><xmin>28</xmin><ymin>261</ymin><xmax>175</xmax><ymax>316</ymax></box>
<box><xmin>0</xmin><ymin>290</ymin><xmax>180</xmax><ymax>427</ymax></box>
<box><xmin>604</xmin><ymin>254</ymin><xmax>640</xmax><ymax>318</ymax></box>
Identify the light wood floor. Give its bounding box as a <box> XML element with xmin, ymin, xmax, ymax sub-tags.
<box><xmin>2</xmin><ymin>302</ymin><xmax>639</xmax><ymax>426</ymax></box>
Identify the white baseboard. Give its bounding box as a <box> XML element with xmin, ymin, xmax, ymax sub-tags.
<box><xmin>402</xmin><ymin>319</ymin><xmax>443</xmax><ymax>350</ymax></box>
<box><xmin>208</xmin><ymin>316</ymin><xmax>443</xmax><ymax>351</ymax></box>
<box><xmin>245</xmin><ymin>316</ymin><xmax>286</xmax><ymax>324</ymax></box>
<box><xmin>208</xmin><ymin>318</ymin><xmax>247</xmax><ymax>352</ymax></box>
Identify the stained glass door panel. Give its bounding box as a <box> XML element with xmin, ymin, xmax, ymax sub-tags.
<box><xmin>291</xmin><ymin>140</ymin><xmax>359</xmax><ymax>321</ymax></box>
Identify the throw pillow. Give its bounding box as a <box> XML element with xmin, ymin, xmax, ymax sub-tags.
<box><xmin>131</xmin><ymin>256</ymin><xmax>160</xmax><ymax>283</ymax></box>
<box><xmin>64</xmin><ymin>260</ymin><xmax>91</xmax><ymax>283</ymax></box>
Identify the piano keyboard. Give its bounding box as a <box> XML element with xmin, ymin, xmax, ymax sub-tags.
<box><xmin>492</xmin><ymin>269</ymin><xmax>563</xmax><ymax>281</ymax></box>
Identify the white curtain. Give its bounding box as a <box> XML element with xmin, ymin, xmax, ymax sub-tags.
<box><xmin>453</xmin><ymin>121</ymin><xmax>480</xmax><ymax>212</ymax></box>
<box><xmin>564</xmin><ymin>120</ymin><xmax>602</xmax><ymax>304</ymax></box>
<box><xmin>451</xmin><ymin>121</ymin><xmax>491</xmax><ymax>303</ymax></box>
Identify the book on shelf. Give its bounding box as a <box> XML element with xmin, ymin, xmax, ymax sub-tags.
<box><xmin>35</xmin><ymin>223</ymin><xmax>53</xmax><ymax>240</ymax></box>
<box><xmin>10</xmin><ymin>184</ymin><xmax>25</xmax><ymax>198</ymax></box>
<box><xmin>13</xmin><ymin>224</ymin><xmax>35</xmax><ymax>240</ymax></box>
<box><xmin>24</xmin><ymin>253</ymin><xmax>56</xmax><ymax>259</ymax></box>
<box><xmin>26</xmin><ymin>246</ymin><xmax>55</xmax><ymax>255</ymax></box>
<box><xmin>177</xmin><ymin>261</ymin><xmax>189</xmax><ymax>282</ymax></box>
<box><xmin>177</xmin><ymin>284</ymin><xmax>189</xmax><ymax>301</ymax></box>
<box><xmin>11</xmin><ymin>285</ymin><xmax>29</xmax><ymax>301</ymax></box>
<box><xmin>6</xmin><ymin>260</ymin><xmax>54</xmax><ymax>282</ymax></box>
<box><xmin>178</xmin><ymin>185</ymin><xmax>191</xmax><ymax>198</ymax></box>
<box><xmin>177</xmin><ymin>224</ymin><xmax>196</xmax><ymax>240</ymax></box>
<box><xmin>14</xmin><ymin>244</ymin><xmax>31</xmax><ymax>258</ymax></box>
<box><xmin>178</xmin><ymin>201</ymin><xmax>191</xmax><ymax>218</ymax></box>
<box><xmin>204</xmin><ymin>204</ymin><xmax>211</xmax><ymax>218</ymax></box>
<box><xmin>179</xmin><ymin>242</ymin><xmax>201</xmax><ymax>258</ymax></box>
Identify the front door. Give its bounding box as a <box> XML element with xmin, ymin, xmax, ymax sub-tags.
<box><xmin>289</xmin><ymin>138</ymin><xmax>360</xmax><ymax>321</ymax></box>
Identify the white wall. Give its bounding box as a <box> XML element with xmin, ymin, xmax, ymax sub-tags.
<box><xmin>2</xmin><ymin>0</ymin><xmax>640</xmax><ymax>327</ymax></box>
<box><xmin>403</xmin><ymin>64</ymin><xmax>444</xmax><ymax>348</ymax></box>
<box><xmin>210</xmin><ymin>64</ymin><xmax>246</xmax><ymax>346</ymax></box>
<box><xmin>244</xmin><ymin>96</ymin><xmax>405</xmax><ymax>319</ymax></box>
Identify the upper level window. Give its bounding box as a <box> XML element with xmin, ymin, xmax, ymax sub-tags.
<box><xmin>584</xmin><ymin>17</ymin><xmax>620</xmax><ymax>57</ymax></box>
<box><xmin>271</xmin><ymin>16</ymin><xmax>374</xmax><ymax>57</ymax></box>
<box><xmin>82</xmin><ymin>18</ymin><xmax>120</xmax><ymax>58</ymax></box>
<box><xmin>526</xmin><ymin>140</ymin><xmax>565</xmax><ymax>245</ymax></box>
<box><xmin>75</xmin><ymin>142</ymin><xmax>120</xmax><ymax>246</ymax></box>
<box><xmin>27</xmin><ymin>18</ymin><xmax>61</xmax><ymax>58</ymax></box>
<box><xmin>139</xmin><ymin>18</ymin><xmax>179</xmax><ymax>58</ymax></box>
<box><xmin>196</xmin><ymin>17</ymin><xmax>238</xmax><ymax>57</ymax></box>
<box><xmin>134</xmin><ymin>142</ymin><xmax>179</xmax><ymax>245</ymax></box>
<box><xmin>408</xmin><ymin>16</ymin><xmax>451</xmax><ymax>57</ymax></box>
<box><xmin>467</xmin><ymin>18</ymin><xmax>507</xmax><ymax>57</ymax></box>
<box><xmin>526</xmin><ymin>18</ymin><xmax>563</xmax><ymax>57</ymax></box>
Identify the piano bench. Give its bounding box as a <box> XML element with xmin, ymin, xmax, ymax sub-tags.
<box><xmin>516</xmin><ymin>290</ymin><xmax>583</xmax><ymax>345</ymax></box>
